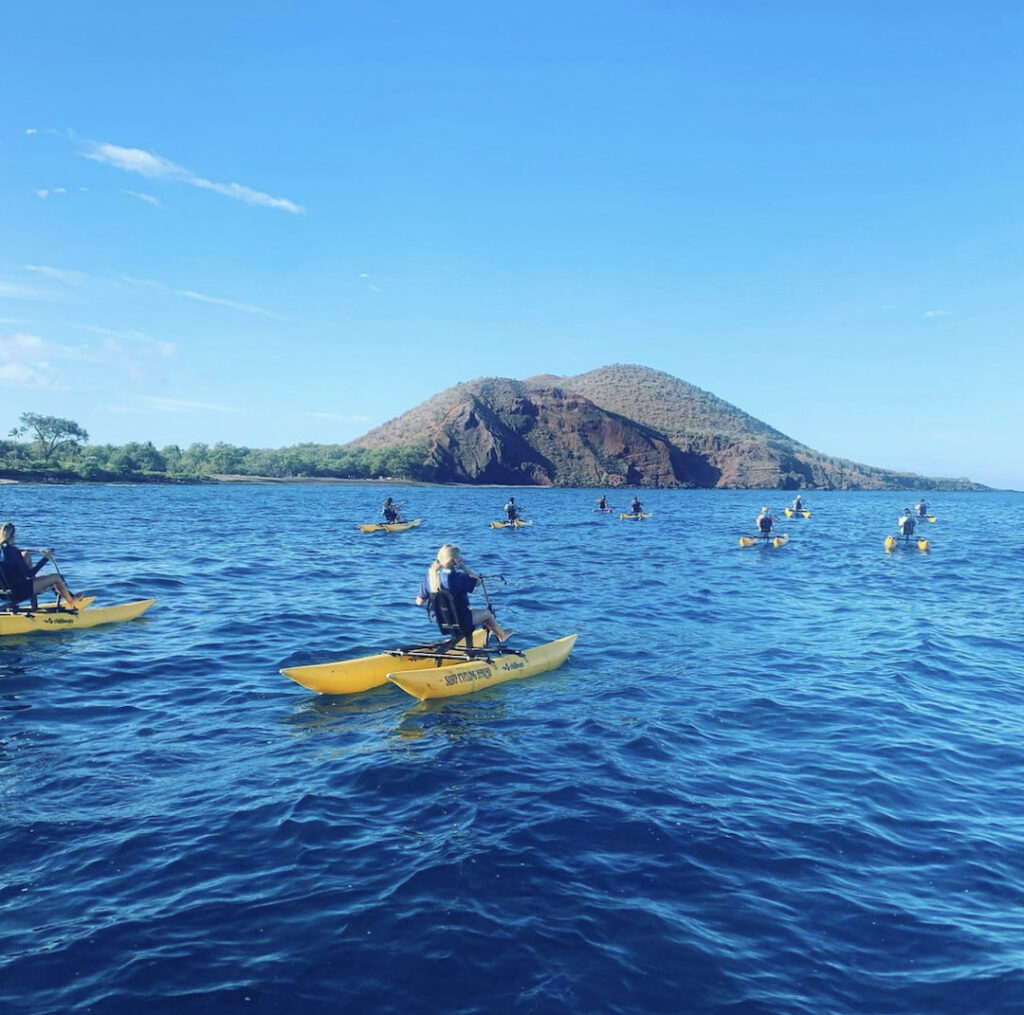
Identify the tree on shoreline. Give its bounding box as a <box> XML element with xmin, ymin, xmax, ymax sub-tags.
<box><xmin>9</xmin><ymin>413</ymin><xmax>89</xmax><ymax>462</ymax></box>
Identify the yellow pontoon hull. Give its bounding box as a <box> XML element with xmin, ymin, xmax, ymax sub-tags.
<box><xmin>739</xmin><ymin>534</ymin><xmax>788</xmax><ymax>548</ymax></box>
<box><xmin>387</xmin><ymin>634</ymin><xmax>578</xmax><ymax>700</ymax></box>
<box><xmin>280</xmin><ymin>629</ymin><xmax>488</xmax><ymax>695</ymax></box>
<box><xmin>0</xmin><ymin>598</ymin><xmax>155</xmax><ymax>636</ymax></box>
<box><xmin>885</xmin><ymin>535</ymin><xmax>929</xmax><ymax>552</ymax></box>
<box><xmin>358</xmin><ymin>519</ymin><xmax>421</xmax><ymax>533</ymax></box>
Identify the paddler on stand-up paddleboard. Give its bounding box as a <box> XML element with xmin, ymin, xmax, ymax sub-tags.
<box><xmin>0</xmin><ymin>521</ymin><xmax>82</xmax><ymax>611</ymax></box>
<box><xmin>415</xmin><ymin>544</ymin><xmax>514</xmax><ymax>644</ymax></box>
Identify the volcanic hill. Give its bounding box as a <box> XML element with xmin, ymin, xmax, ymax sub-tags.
<box><xmin>345</xmin><ymin>365</ymin><xmax>978</xmax><ymax>490</ymax></box>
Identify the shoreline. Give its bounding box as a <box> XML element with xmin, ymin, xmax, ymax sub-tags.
<box><xmin>0</xmin><ymin>473</ymin><xmax>1011</xmax><ymax>492</ymax></box>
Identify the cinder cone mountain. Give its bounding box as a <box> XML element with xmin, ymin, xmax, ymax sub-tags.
<box><xmin>346</xmin><ymin>364</ymin><xmax>980</xmax><ymax>490</ymax></box>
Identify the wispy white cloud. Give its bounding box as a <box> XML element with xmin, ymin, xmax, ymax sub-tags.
<box><xmin>178</xmin><ymin>289</ymin><xmax>278</xmax><ymax>316</ymax></box>
<box><xmin>2</xmin><ymin>320</ymin><xmax>177</xmax><ymax>392</ymax></box>
<box><xmin>0</xmin><ymin>277</ymin><xmax>51</xmax><ymax>300</ymax></box>
<box><xmin>138</xmin><ymin>396</ymin><xmax>237</xmax><ymax>413</ymax></box>
<box><xmin>74</xmin><ymin>323</ymin><xmax>177</xmax><ymax>357</ymax></box>
<box><xmin>923</xmin><ymin>309</ymin><xmax>951</xmax><ymax>319</ymax></box>
<box><xmin>79</xmin><ymin>139</ymin><xmax>305</xmax><ymax>214</ymax></box>
<box><xmin>122</xmin><ymin>189</ymin><xmax>161</xmax><ymax>207</ymax></box>
<box><xmin>0</xmin><ymin>361</ymin><xmax>49</xmax><ymax>386</ymax></box>
<box><xmin>26</xmin><ymin>128</ymin><xmax>37</xmax><ymax>135</ymax></box>
<box><xmin>307</xmin><ymin>411</ymin><xmax>372</xmax><ymax>423</ymax></box>
<box><xmin>120</xmin><ymin>274</ymin><xmax>280</xmax><ymax>317</ymax></box>
<box><xmin>24</xmin><ymin>264</ymin><xmax>90</xmax><ymax>285</ymax></box>
<box><xmin>18</xmin><ymin>264</ymin><xmax>280</xmax><ymax>318</ymax></box>
<box><xmin>0</xmin><ymin>331</ymin><xmax>77</xmax><ymax>389</ymax></box>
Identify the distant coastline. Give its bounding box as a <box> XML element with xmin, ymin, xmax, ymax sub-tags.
<box><xmin>0</xmin><ymin>472</ymin><xmax>1008</xmax><ymax>492</ymax></box>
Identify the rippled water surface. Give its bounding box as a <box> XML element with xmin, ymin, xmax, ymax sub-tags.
<box><xmin>2</xmin><ymin>484</ymin><xmax>1022</xmax><ymax>1014</ymax></box>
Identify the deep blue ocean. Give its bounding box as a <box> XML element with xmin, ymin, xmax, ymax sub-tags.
<box><xmin>2</xmin><ymin>483</ymin><xmax>1022</xmax><ymax>1014</ymax></box>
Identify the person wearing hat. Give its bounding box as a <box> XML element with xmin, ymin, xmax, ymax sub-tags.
<box><xmin>756</xmin><ymin>507</ymin><xmax>774</xmax><ymax>535</ymax></box>
<box><xmin>898</xmin><ymin>508</ymin><xmax>916</xmax><ymax>538</ymax></box>
<box><xmin>415</xmin><ymin>544</ymin><xmax>513</xmax><ymax>643</ymax></box>
<box><xmin>381</xmin><ymin>496</ymin><xmax>402</xmax><ymax>523</ymax></box>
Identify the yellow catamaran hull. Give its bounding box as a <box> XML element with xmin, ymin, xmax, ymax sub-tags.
<box><xmin>280</xmin><ymin>629</ymin><xmax>489</xmax><ymax>695</ymax></box>
<box><xmin>387</xmin><ymin>634</ymin><xmax>578</xmax><ymax>700</ymax></box>
<box><xmin>739</xmin><ymin>534</ymin><xmax>788</xmax><ymax>548</ymax></box>
<box><xmin>0</xmin><ymin>598</ymin><xmax>155</xmax><ymax>636</ymax></box>
<box><xmin>358</xmin><ymin>519</ymin><xmax>422</xmax><ymax>533</ymax></box>
<box><xmin>885</xmin><ymin>535</ymin><xmax>929</xmax><ymax>552</ymax></box>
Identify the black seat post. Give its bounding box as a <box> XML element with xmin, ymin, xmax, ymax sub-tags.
<box><xmin>428</xmin><ymin>588</ymin><xmax>477</xmax><ymax>648</ymax></box>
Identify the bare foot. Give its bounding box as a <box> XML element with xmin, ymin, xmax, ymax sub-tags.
<box><xmin>498</xmin><ymin>630</ymin><xmax>515</xmax><ymax>643</ymax></box>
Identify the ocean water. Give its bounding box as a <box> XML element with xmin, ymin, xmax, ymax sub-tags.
<box><xmin>1</xmin><ymin>483</ymin><xmax>1022</xmax><ymax>1015</ymax></box>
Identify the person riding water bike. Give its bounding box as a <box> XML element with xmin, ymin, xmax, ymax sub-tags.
<box><xmin>415</xmin><ymin>544</ymin><xmax>513</xmax><ymax>643</ymax></box>
<box><xmin>0</xmin><ymin>522</ymin><xmax>81</xmax><ymax>610</ymax></box>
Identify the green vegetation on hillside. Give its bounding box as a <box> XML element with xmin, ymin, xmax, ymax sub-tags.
<box><xmin>2</xmin><ymin>413</ymin><xmax>431</xmax><ymax>483</ymax></box>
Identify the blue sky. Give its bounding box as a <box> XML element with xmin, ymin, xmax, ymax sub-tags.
<box><xmin>2</xmin><ymin>2</ymin><xmax>1021</xmax><ymax>488</ymax></box>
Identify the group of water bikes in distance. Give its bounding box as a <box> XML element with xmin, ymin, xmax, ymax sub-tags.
<box><xmin>378</xmin><ymin>492</ymin><xmax>936</xmax><ymax>547</ymax></box>
<box><xmin>374</xmin><ymin>494</ymin><xmax>651</xmax><ymax>532</ymax></box>
<box><xmin>741</xmin><ymin>495</ymin><xmax>936</xmax><ymax>552</ymax></box>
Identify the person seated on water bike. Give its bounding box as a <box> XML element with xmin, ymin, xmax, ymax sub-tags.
<box><xmin>504</xmin><ymin>497</ymin><xmax>519</xmax><ymax>523</ymax></box>
<box><xmin>792</xmin><ymin>495</ymin><xmax>803</xmax><ymax>512</ymax></box>
<box><xmin>915</xmin><ymin>499</ymin><xmax>928</xmax><ymax>518</ymax></box>
<box><xmin>597</xmin><ymin>495</ymin><xmax>608</xmax><ymax>511</ymax></box>
<box><xmin>756</xmin><ymin>507</ymin><xmax>774</xmax><ymax>535</ymax></box>
<box><xmin>630</xmin><ymin>497</ymin><xmax>643</xmax><ymax>515</ymax></box>
<box><xmin>898</xmin><ymin>509</ymin><xmax>916</xmax><ymax>538</ymax></box>
<box><xmin>415</xmin><ymin>543</ymin><xmax>513</xmax><ymax>643</ymax></box>
<box><xmin>381</xmin><ymin>497</ymin><xmax>402</xmax><ymax>524</ymax></box>
<box><xmin>0</xmin><ymin>522</ymin><xmax>81</xmax><ymax>610</ymax></box>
